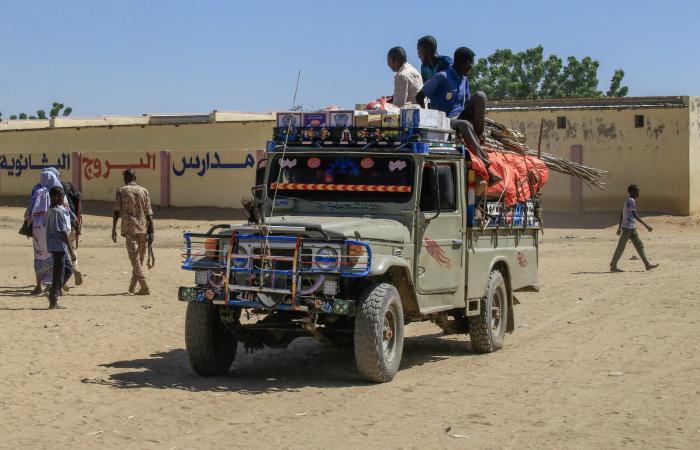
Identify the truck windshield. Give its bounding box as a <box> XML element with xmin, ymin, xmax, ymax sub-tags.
<box><xmin>268</xmin><ymin>154</ymin><xmax>414</xmax><ymax>203</ymax></box>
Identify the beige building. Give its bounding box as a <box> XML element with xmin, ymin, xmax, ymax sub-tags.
<box><xmin>0</xmin><ymin>112</ymin><xmax>274</xmax><ymax>208</ymax></box>
<box><xmin>1</xmin><ymin>96</ymin><xmax>698</xmax><ymax>214</ymax></box>
<box><xmin>488</xmin><ymin>96</ymin><xmax>700</xmax><ymax>215</ymax></box>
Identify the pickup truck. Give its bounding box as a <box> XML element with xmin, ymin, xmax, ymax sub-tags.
<box><xmin>179</xmin><ymin>137</ymin><xmax>540</xmax><ymax>383</ymax></box>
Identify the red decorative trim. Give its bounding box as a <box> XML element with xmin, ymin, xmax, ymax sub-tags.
<box><xmin>270</xmin><ymin>182</ymin><xmax>411</xmax><ymax>193</ymax></box>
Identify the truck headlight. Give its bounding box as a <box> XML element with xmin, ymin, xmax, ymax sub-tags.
<box><xmin>347</xmin><ymin>244</ymin><xmax>365</xmax><ymax>266</ymax></box>
<box><xmin>233</xmin><ymin>246</ymin><xmax>248</xmax><ymax>268</ymax></box>
<box><xmin>204</xmin><ymin>238</ymin><xmax>219</xmax><ymax>259</ymax></box>
<box><xmin>315</xmin><ymin>246</ymin><xmax>338</xmax><ymax>270</ymax></box>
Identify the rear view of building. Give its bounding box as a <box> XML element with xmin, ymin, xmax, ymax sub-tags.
<box><xmin>488</xmin><ymin>96</ymin><xmax>700</xmax><ymax>214</ymax></box>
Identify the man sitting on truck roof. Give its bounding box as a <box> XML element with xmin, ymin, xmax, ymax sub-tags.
<box><xmin>417</xmin><ymin>35</ymin><xmax>452</xmax><ymax>82</ymax></box>
<box><xmin>387</xmin><ymin>46</ymin><xmax>423</xmax><ymax>108</ymax></box>
<box><xmin>416</xmin><ymin>47</ymin><xmax>501</xmax><ymax>185</ymax></box>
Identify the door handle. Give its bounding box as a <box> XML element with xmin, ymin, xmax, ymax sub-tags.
<box><xmin>451</xmin><ymin>239</ymin><xmax>463</xmax><ymax>248</ymax></box>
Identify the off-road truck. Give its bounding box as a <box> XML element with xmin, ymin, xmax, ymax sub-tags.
<box><xmin>179</xmin><ymin>137</ymin><xmax>540</xmax><ymax>382</ymax></box>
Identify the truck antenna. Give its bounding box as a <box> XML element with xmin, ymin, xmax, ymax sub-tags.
<box><xmin>264</xmin><ymin>69</ymin><xmax>302</xmax><ymax>229</ymax></box>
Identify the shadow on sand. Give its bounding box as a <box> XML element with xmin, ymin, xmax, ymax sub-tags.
<box><xmin>572</xmin><ymin>270</ymin><xmax>646</xmax><ymax>275</ymax></box>
<box><xmin>1</xmin><ymin>197</ymin><xmax>247</xmax><ymax>222</ymax></box>
<box><xmin>85</xmin><ymin>333</ymin><xmax>479</xmax><ymax>393</ymax></box>
<box><xmin>543</xmin><ymin>211</ymin><xmax>680</xmax><ymax>230</ymax></box>
<box><xmin>0</xmin><ymin>285</ymin><xmax>39</xmax><ymax>297</ymax></box>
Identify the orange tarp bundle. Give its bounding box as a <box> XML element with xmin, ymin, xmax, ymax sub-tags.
<box><xmin>486</xmin><ymin>153</ymin><xmax>518</xmax><ymax>206</ymax></box>
<box><xmin>469</xmin><ymin>148</ymin><xmax>549</xmax><ymax>206</ymax></box>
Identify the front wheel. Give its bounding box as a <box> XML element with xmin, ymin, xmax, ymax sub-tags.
<box><xmin>185</xmin><ymin>302</ymin><xmax>237</xmax><ymax>376</ymax></box>
<box><xmin>353</xmin><ymin>283</ymin><xmax>404</xmax><ymax>383</ymax></box>
<box><xmin>468</xmin><ymin>270</ymin><xmax>508</xmax><ymax>353</ymax></box>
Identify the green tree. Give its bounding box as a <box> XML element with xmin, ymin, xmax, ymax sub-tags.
<box><xmin>471</xmin><ymin>45</ymin><xmax>628</xmax><ymax>100</ymax></box>
<box><xmin>4</xmin><ymin>101</ymin><xmax>73</xmax><ymax>120</ymax></box>
<box><xmin>606</xmin><ymin>69</ymin><xmax>629</xmax><ymax>97</ymax></box>
<box><xmin>50</xmin><ymin>102</ymin><xmax>72</xmax><ymax>118</ymax></box>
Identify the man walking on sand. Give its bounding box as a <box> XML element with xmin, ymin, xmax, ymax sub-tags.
<box><xmin>610</xmin><ymin>184</ymin><xmax>659</xmax><ymax>272</ymax></box>
<box><xmin>112</xmin><ymin>169</ymin><xmax>154</xmax><ymax>295</ymax></box>
<box><xmin>45</xmin><ymin>186</ymin><xmax>76</xmax><ymax>309</ymax></box>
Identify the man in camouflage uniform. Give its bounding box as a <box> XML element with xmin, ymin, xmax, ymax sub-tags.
<box><xmin>112</xmin><ymin>169</ymin><xmax>154</xmax><ymax>295</ymax></box>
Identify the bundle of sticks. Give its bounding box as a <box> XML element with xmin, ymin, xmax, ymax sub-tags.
<box><xmin>482</xmin><ymin>118</ymin><xmax>607</xmax><ymax>190</ymax></box>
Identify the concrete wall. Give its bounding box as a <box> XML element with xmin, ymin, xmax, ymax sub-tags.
<box><xmin>80</xmin><ymin>151</ymin><xmax>161</xmax><ymax>203</ymax></box>
<box><xmin>488</xmin><ymin>106</ymin><xmax>691</xmax><ymax>214</ymax></box>
<box><xmin>0</xmin><ymin>120</ymin><xmax>272</xmax><ymax>154</ymax></box>
<box><xmin>0</xmin><ymin>119</ymin><xmax>274</xmax><ymax>207</ymax></box>
<box><xmin>169</xmin><ymin>149</ymin><xmax>258</xmax><ymax>207</ymax></box>
<box><xmin>2</xmin><ymin>105</ymin><xmax>697</xmax><ymax>214</ymax></box>
<box><xmin>689</xmin><ymin>97</ymin><xmax>700</xmax><ymax>214</ymax></box>
<box><xmin>0</xmin><ymin>152</ymin><xmax>73</xmax><ymax>196</ymax></box>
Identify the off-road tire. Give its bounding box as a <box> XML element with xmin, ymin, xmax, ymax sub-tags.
<box><xmin>353</xmin><ymin>283</ymin><xmax>404</xmax><ymax>383</ymax></box>
<box><xmin>185</xmin><ymin>302</ymin><xmax>237</xmax><ymax>376</ymax></box>
<box><xmin>468</xmin><ymin>270</ymin><xmax>508</xmax><ymax>353</ymax></box>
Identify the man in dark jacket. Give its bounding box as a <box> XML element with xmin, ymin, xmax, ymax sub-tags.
<box><xmin>61</xmin><ymin>181</ymin><xmax>83</xmax><ymax>286</ymax></box>
<box><xmin>417</xmin><ymin>35</ymin><xmax>453</xmax><ymax>82</ymax></box>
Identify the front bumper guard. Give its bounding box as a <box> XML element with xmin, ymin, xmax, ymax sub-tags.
<box><xmin>178</xmin><ymin>286</ymin><xmax>355</xmax><ymax>316</ymax></box>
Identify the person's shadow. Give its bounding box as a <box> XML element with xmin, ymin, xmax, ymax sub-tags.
<box><xmin>0</xmin><ymin>285</ymin><xmax>36</xmax><ymax>297</ymax></box>
<box><xmin>85</xmin><ymin>333</ymin><xmax>481</xmax><ymax>393</ymax></box>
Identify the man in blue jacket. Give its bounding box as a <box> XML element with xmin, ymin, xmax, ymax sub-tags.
<box><xmin>416</xmin><ymin>47</ymin><xmax>499</xmax><ymax>185</ymax></box>
<box><xmin>417</xmin><ymin>35</ymin><xmax>453</xmax><ymax>82</ymax></box>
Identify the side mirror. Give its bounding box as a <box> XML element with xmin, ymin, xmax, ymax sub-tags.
<box><xmin>255</xmin><ymin>158</ymin><xmax>267</xmax><ymax>186</ymax></box>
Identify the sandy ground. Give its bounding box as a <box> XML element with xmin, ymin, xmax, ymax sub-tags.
<box><xmin>1</xmin><ymin>201</ymin><xmax>699</xmax><ymax>449</ymax></box>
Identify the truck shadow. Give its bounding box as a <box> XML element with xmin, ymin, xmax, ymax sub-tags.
<box><xmin>87</xmin><ymin>333</ymin><xmax>478</xmax><ymax>394</ymax></box>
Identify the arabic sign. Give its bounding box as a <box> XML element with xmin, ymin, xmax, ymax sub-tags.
<box><xmin>81</xmin><ymin>152</ymin><xmax>156</xmax><ymax>181</ymax></box>
<box><xmin>0</xmin><ymin>153</ymin><xmax>71</xmax><ymax>177</ymax></box>
<box><xmin>172</xmin><ymin>152</ymin><xmax>255</xmax><ymax>176</ymax></box>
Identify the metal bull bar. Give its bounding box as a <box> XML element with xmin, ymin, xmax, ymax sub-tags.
<box><xmin>181</xmin><ymin>231</ymin><xmax>371</xmax><ymax>310</ymax></box>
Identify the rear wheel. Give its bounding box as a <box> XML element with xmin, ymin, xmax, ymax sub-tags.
<box><xmin>353</xmin><ymin>283</ymin><xmax>404</xmax><ymax>383</ymax></box>
<box><xmin>185</xmin><ymin>302</ymin><xmax>237</xmax><ymax>376</ymax></box>
<box><xmin>468</xmin><ymin>270</ymin><xmax>508</xmax><ymax>352</ymax></box>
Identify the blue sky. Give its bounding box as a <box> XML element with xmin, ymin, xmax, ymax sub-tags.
<box><xmin>1</xmin><ymin>0</ymin><xmax>698</xmax><ymax>117</ymax></box>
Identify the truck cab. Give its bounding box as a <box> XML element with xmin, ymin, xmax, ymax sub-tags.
<box><xmin>179</xmin><ymin>136</ymin><xmax>540</xmax><ymax>383</ymax></box>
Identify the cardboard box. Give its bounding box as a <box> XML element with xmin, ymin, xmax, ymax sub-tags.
<box><xmin>441</xmin><ymin>114</ymin><xmax>452</xmax><ymax>131</ymax></box>
<box><xmin>381</xmin><ymin>114</ymin><xmax>400</xmax><ymax>128</ymax></box>
<box><xmin>329</xmin><ymin>111</ymin><xmax>354</xmax><ymax>127</ymax></box>
<box><xmin>302</xmin><ymin>112</ymin><xmax>328</xmax><ymax>127</ymax></box>
<box><xmin>355</xmin><ymin>114</ymin><xmax>383</xmax><ymax>128</ymax></box>
<box><xmin>382</xmin><ymin>114</ymin><xmax>401</xmax><ymax>137</ymax></box>
<box><xmin>400</xmin><ymin>108</ymin><xmax>444</xmax><ymax>129</ymax></box>
<box><xmin>276</xmin><ymin>112</ymin><xmax>302</xmax><ymax>129</ymax></box>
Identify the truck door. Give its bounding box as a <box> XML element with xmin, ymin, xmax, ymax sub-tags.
<box><xmin>415</xmin><ymin>161</ymin><xmax>463</xmax><ymax>294</ymax></box>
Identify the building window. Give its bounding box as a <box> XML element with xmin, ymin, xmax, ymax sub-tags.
<box><xmin>557</xmin><ymin>116</ymin><xmax>567</xmax><ymax>129</ymax></box>
<box><xmin>634</xmin><ymin>115</ymin><xmax>645</xmax><ymax>128</ymax></box>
